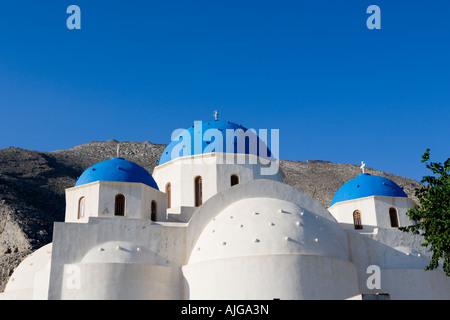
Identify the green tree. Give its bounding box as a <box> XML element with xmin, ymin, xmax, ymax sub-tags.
<box><xmin>400</xmin><ymin>149</ymin><xmax>450</xmax><ymax>276</ymax></box>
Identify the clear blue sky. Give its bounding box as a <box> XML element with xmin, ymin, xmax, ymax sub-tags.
<box><xmin>0</xmin><ymin>0</ymin><xmax>449</xmax><ymax>181</ymax></box>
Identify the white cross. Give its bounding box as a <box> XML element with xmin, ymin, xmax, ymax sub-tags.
<box><xmin>213</xmin><ymin>110</ymin><xmax>219</xmax><ymax>121</ymax></box>
<box><xmin>361</xmin><ymin>161</ymin><xmax>366</xmax><ymax>174</ymax></box>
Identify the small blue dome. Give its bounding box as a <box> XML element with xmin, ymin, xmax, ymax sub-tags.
<box><xmin>75</xmin><ymin>157</ymin><xmax>159</xmax><ymax>190</ymax></box>
<box><xmin>330</xmin><ymin>173</ymin><xmax>407</xmax><ymax>207</ymax></box>
<box><xmin>159</xmin><ymin>120</ymin><xmax>274</xmax><ymax>165</ymax></box>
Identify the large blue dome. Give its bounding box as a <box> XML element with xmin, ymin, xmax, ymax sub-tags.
<box><xmin>75</xmin><ymin>157</ymin><xmax>159</xmax><ymax>190</ymax></box>
<box><xmin>159</xmin><ymin>120</ymin><xmax>274</xmax><ymax>165</ymax></box>
<box><xmin>330</xmin><ymin>173</ymin><xmax>407</xmax><ymax>207</ymax></box>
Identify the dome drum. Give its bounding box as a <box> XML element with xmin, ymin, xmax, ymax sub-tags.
<box><xmin>66</xmin><ymin>157</ymin><xmax>166</xmax><ymax>222</ymax></box>
<box><xmin>328</xmin><ymin>173</ymin><xmax>414</xmax><ymax>231</ymax></box>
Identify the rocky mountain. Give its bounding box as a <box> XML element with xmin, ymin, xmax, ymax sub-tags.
<box><xmin>0</xmin><ymin>140</ymin><xmax>421</xmax><ymax>292</ymax></box>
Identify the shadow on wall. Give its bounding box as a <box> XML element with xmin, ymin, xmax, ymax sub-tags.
<box><xmin>341</xmin><ymin>225</ymin><xmax>443</xmax><ymax>298</ymax></box>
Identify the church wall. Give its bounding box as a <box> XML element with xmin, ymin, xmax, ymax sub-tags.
<box><xmin>97</xmin><ymin>182</ymin><xmax>158</xmax><ymax>218</ymax></box>
<box><xmin>153</xmin><ymin>159</ymin><xmax>182</xmax><ymax>208</ymax></box>
<box><xmin>65</xmin><ymin>181</ymin><xmax>167</xmax><ymax>222</ymax></box>
<box><xmin>215</xmin><ymin>154</ymin><xmax>283</xmax><ymax>194</ymax></box>
<box><xmin>48</xmin><ymin>217</ymin><xmax>187</xmax><ymax>300</ymax></box>
<box><xmin>98</xmin><ymin>182</ymin><xmax>144</xmax><ymax>219</ymax></box>
<box><xmin>183</xmin><ymin>254</ymin><xmax>359</xmax><ymax>300</ymax></box>
<box><xmin>328</xmin><ymin>197</ymin><xmax>377</xmax><ymax>232</ymax></box>
<box><xmin>153</xmin><ymin>155</ymin><xmax>218</xmax><ymax>208</ymax></box>
<box><xmin>345</xmin><ymin>228</ymin><xmax>450</xmax><ymax>299</ymax></box>
<box><xmin>180</xmin><ymin>157</ymin><xmax>217</xmax><ymax>206</ymax></box>
<box><xmin>372</xmin><ymin>197</ymin><xmax>415</xmax><ymax>228</ymax></box>
<box><xmin>380</xmin><ymin>269</ymin><xmax>450</xmax><ymax>299</ymax></box>
<box><xmin>60</xmin><ymin>263</ymin><xmax>181</xmax><ymax>300</ymax></box>
<box><xmin>166</xmin><ymin>206</ymin><xmax>196</xmax><ymax>222</ymax></box>
<box><xmin>153</xmin><ymin>154</ymin><xmax>283</xmax><ymax>211</ymax></box>
<box><xmin>95</xmin><ymin>182</ymin><xmax>166</xmax><ymax>220</ymax></box>
<box><xmin>140</xmin><ymin>185</ymin><xmax>167</xmax><ymax>221</ymax></box>
<box><xmin>65</xmin><ymin>183</ymin><xmax>100</xmax><ymax>223</ymax></box>
<box><xmin>329</xmin><ymin>196</ymin><xmax>415</xmax><ymax>232</ymax></box>
<box><xmin>216</xmin><ymin>158</ymin><xmax>254</xmax><ymax>193</ymax></box>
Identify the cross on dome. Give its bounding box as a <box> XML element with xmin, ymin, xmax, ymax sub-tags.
<box><xmin>360</xmin><ymin>161</ymin><xmax>366</xmax><ymax>174</ymax></box>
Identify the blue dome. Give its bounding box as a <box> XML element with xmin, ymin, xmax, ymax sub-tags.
<box><xmin>159</xmin><ymin>120</ymin><xmax>274</xmax><ymax>165</ymax></box>
<box><xmin>330</xmin><ymin>173</ymin><xmax>407</xmax><ymax>207</ymax></box>
<box><xmin>75</xmin><ymin>157</ymin><xmax>159</xmax><ymax>190</ymax></box>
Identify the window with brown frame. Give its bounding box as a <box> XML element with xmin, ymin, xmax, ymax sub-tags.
<box><xmin>231</xmin><ymin>174</ymin><xmax>239</xmax><ymax>186</ymax></box>
<box><xmin>115</xmin><ymin>194</ymin><xmax>125</xmax><ymax>216</ymax></box>
<box><xmin>353</xmin><ymin>210</ymin><xmax>363</xmax><ymax>230</ymax></box>
<box><xmin>166</xmin><ymin>183</ymin><xmax>171</xmax><ymax>209</ymax></box>
<box><xmin>78</xmin><ymin>197</ymin><xmax>86</xmax><ymax>219</ymax></box>
<box><xmin>389</xmin><ymin>207</ymin><xmax>399</xmax><ymax>228</ymax></box>
<box><xmin>151</xmin><ymin>200</ymin><xmax>157</xmax><ymax>221</ymax></box>
<box><xmin>195</xmin><ymin>176</ymin><xmax>203</xmax><ymax>207</ymax></box>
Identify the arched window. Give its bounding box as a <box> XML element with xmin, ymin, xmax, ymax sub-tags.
<box><xmin>389</xmin><ymin>207</ymin><xmax>399</xmax><ymax>228</ymax></box>
<box><xmin>115</xmin><ymin>194</ymin><xmax>125</xmax><ymax>216</ymax></box>
<box><xmin>353</xmin><ymin>210</ymin><xmax>363</xmax><ymax>230</ymax></box>
<box><xmin>166</xmin><ymin>183</ymin><xmax>171</xmax><ymax>209</ymax></box>
<box><xmin>151</xmin><ymin>200</ymin><xmax>157</xmax><ymax>221</ymax></box>
<box><xmin>231</xmin><ymin>174</ymin><xmax>239</xmax><ymax>186</ymax></box>
<box><xmin>195</xmin><ymin>176</ymin><xmax>203</xmax><ymax>207</ymax></box>
<box><xmin>78</xmin><ymin>197</ymin><xmax>86</xmax><ymax>219</ymax></box>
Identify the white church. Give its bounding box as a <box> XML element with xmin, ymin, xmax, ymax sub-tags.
<box><xmin>1</xmin><ymin>116</ymin><xmax>450</xmax><ymax>300</ymax></box>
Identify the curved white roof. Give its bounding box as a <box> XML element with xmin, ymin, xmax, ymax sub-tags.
<box><xmin>4</xmin><ymin>243</ymin><xmax>52</xmax><ymax>294</ymax></box>
<box><xmin>188</xmin><ymin>197</ymin><xmax>349</xmax><ymax>265</ymax></box>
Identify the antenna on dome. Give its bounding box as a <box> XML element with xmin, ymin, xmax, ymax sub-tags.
<box><xmin>360</xmin><ymin>161</ymin><xmax>366</xmax><ymax>174</ymax></box>
<box><xmin>213</xmin><ymin>110</ymin><xmax>219</xmax><ymax>121</ymax></box>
